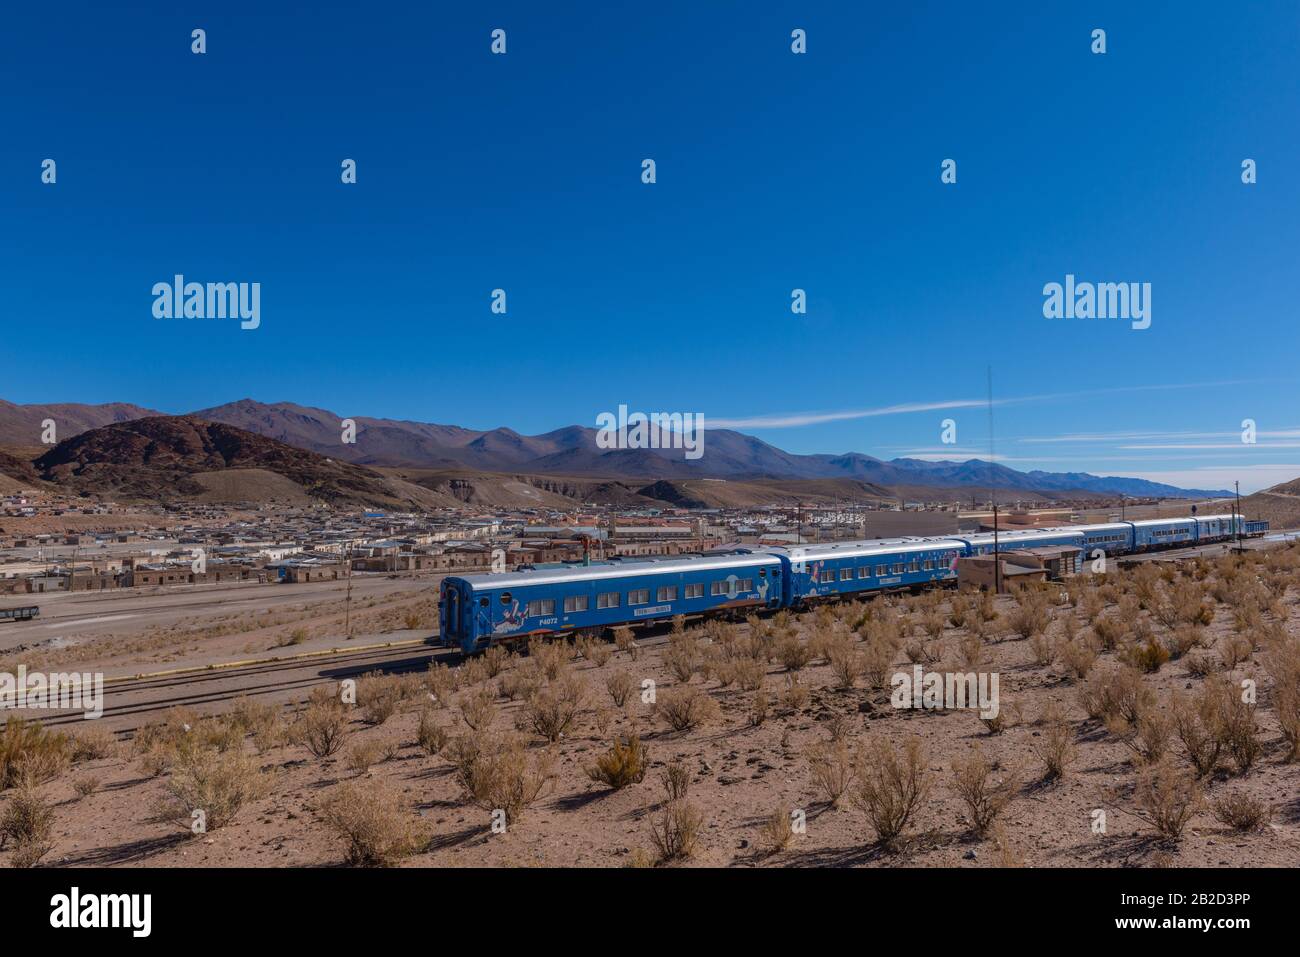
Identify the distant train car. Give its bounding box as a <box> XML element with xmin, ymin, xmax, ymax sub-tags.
<box><xmin>778</xmin><ymin>538</ymin><xmax>966</xmax><ymax>605</ymax></box>
<box><xmin>1244</xmin><ymin>520</ymin><xmax>1270</xmax><ymax>538</ymax></box>
<box><xmin>0</xmin><ymin>605</ymin><xmax>40</xmax><ymax>623</ymax></box>
<box><xmin>952</xmin><ymin>528</ymin><xmax>1087</xmax><ymax>561</ymax></box>
<box><xmin>1077</xmin><ymin>523</ymin><xmax>1135</xmax><ymax>557</ymax></box>
<box><xmin>440</xmin><ymin>550</ymin><xmax>782</xmax><ymax>653</ymax></box>
<box><xmin>1129</xmin><ymin>518</ymin><xmax>1197</xmax><ymax>551</ymax></box>
<box><xmin>1194</xmin><ymin>514</ymin><xmax>1240</xmax><ymax>543</ymax></box>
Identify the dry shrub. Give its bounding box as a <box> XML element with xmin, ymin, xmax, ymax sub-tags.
<box><xmin>759</xmin><ymin>806</ymin><xmax>795</xmax><ymax>854</ymax></box>
<box><xmin>0</xmin><ymin>718</ymin><xmax>71</xmax><ymax>791</ymax></box>
<box><xmin>613</xmin><ymin>627</ymin><xmax>639</xmax><ymax>660</ymax></box>
<box><xmin>582</xmin><ymin>637</ymin><xmax>613</xmax><ymax>668</ymax></box>
<box><xmin>72</xmin><ymin>775</ymin><xmax>100</xmax><ymax>799</ymax></box>
<box><xmin>1211</xmin><ymin>791</ymin><xmax>1271</xmax><ymax>832</ymax></box>
<box><xmin>956</xmin><ymin>633</ymin><xmax>986</xmax><ymax>670</ymax></box>
<box><xmin>1008</xmin><ymin>594</ymin><xmax>1051</xmax><ymax>641</ymax></box>
<box><xmin>1217</xmin><ymin>684</ymin><xmax>1261</xmax><ymax>775</ymax></box>
<box><xmin>828</xmin><ymin>639</ymin><xmax>865</xmax><ymax>689</ymax></box>
<box><xmin>319</xmin><ymin>779</ymin><xmax>424</xmax><ymax>867</ymax></box>
<box><xmin>426</xmin><ymin>663</ymin><xmax>456</xmax><ymax>708</ymax></box>
<box><xmin>776</xmin><ymin>635</ymin><xmax>812</xmax><ymax>673</ymax></box>
<box><xmin>587</xmin><ymin>735</ymin><xmax>648</xmax><ymax>790</ymax></box>
<box><xmin>951</xmin><ymin>745</ymin><xmax>1019</xmax><ymax>835</ymax></box>
<box><xmin>862</xmin><ymin>639</ymin><xmax>897</xmax><ymax>688</ymax></box>
<box><xmin>1092</xmin><ymin>614</ymin><xmax>1126</xmax><ymax>651</ymax></box>
<box><xmin>1108</xmin><ymin>704</ymin><xmax>1173</xmax><ymax>767</ymax></box>
<box><xmin>498</xmin><ymin>667</ymin><xmax>541</xmax><ymax>702</ymax></box>
<box><xmin>158</xmin><ymin>745</ymin><xmax>270</xmax><ymax>831</ymax></box>
<box><xmin>781</xmin><ymin>674</ymin><xmax>810</xmax><ymax>711</ymax></box>
<box><xmin>346</xmin><ymin>740</ymin><xmax>382</xmax><ymax>775</ymax></box>
<box><xmin>1172</xmin><ymin>685</ymin><xmax>1224</xmax><ymax>777</ymax></box>
<box><xmin>850</xmin><ymin>737</ymin><xmax>930</xmax><ymax>848</ymax></box>
<box><xmin>458</xmin><ymin>686</ymin><xmax>497</xmax><ymax>732</ymax></box>
<box><xmin>732</xmin><ymin>657</ymin><xmax>767</xmax><ymax>692</ymax></box>
<box><xmin>69</xmin><ymin>726</ymin><xmax>117</xmax><ymax>763</ymax></box>
<box><xmin>1185</xmin><ymin>650</ymin><xmax>1216</xmax><ymax>677</ymax></box>
<box><xmin>605</xmin><ymin>670</ymin><xmax>635</xmax><ymax>708</ymax></box>
<box><xmin>357</xmin><ymin>673</ymin><xmax>404</xmax><ymax>726</ymax></box>
<box><xmin>649</xmin><ymin>800</ymin><xmax>701</xmax><ymax>863</ymax></box>
<box><xmin>1120</xmin><ymin>636</ymin><xmax>1170</xmax><ymax>674</ymax></box>
<box><xmin>660</xmin><ymin>759</ymin><xmax>690</xmax><ymax>801</ymax></box>
<box><xmin>1031</xmin><ymin>706</ymin><xmax>1076</xmax><ymax>781</ymax></box>
<box><xmin>1079</xmin><ymin>665</ymin><xmax>1152</xmax><ymax>725</ymax></box>
<box><xmin>656</xmin><ymin>686</ymin><xmax>720</xmax><ymax>733</ymax></box>
<box><xmin>520</xmin><ymin>674</ymin><xmax>585</xmax><ymax>742</ymax></box>
<box><xmin>1059</xmin><ymin>636</ymin><xmax>1099</xmax><ymax>681</ymax></box>
<box><xmin>482</xmin><ymin>645</ymin><xmax>510</xmax><ymax>678</ymax></box>
<box><xmin>529</xmin><ymin>641</ymin><xmax>569</xmax><ymax>681</ymax></box>
<box><xmin>454</xmin><ymin>733</ymin><xmax>556</xmax><ymax>825</ymax></box>
<box><xmin>0</xmin><ymin>786</ymin><xmax>54</xmax><ymax>867</ymax></box>
<box><xmin>664</xmin><ymin>638</ymin><xmax>699</xmax><ymax>683</ymax></box>
<box><xmin>291</xmin><ymin>693</ymin><xmax>350</xmax><ymax>758</ymax></box>
<box><xmin>1264</xmin><ymin>638</ymin><xmax>1300</xmax><ymax>762</ymax></box>
<box><xmin>1027</xmin><ymin>632</ymin><xmax>1056</xmax><ymax>668</ymax></box>
<box><xmin>807</xmin><ymin>739</ymin><xmax>855</xmax><ymax>808</ymax></box>
<box><xmin>748</xmin><ymin>690</ymin><xmax>770</xmax><ymax>727</ymax></box>
<box><xmin>1218</xmin><ymin>635</ymin><xmax>1253</xmax><ymax>671</ymax></box>
<box><xmin>1135</xmin><ymin>760</ymin><xmax>1201</xmax><ymax>841</ymax></box>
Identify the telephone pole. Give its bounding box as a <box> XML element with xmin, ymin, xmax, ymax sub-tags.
<box><xmin>988</xmin><ymin>367</ymin><xmax>1000</xmax><ymax>594</ymax></box>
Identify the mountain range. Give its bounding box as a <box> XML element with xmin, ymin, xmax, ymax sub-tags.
<box><xmin>0</xmin><ymin>397</ymin><xmax>1233</xmax><ymax>501</ymax></box>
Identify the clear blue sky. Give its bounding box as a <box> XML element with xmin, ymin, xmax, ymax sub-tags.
<box><xmin>3</xmin><ymin>1</ymin><xmax>1298</xmax><ymax>491</ymax></box>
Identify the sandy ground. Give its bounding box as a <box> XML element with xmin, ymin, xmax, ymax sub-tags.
<box><xmin>5</xmin><ymin>546</ymin><xmax>1299</xmax><ymax>869</ymax></box>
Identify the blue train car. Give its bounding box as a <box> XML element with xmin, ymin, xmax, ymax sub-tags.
<box><xmin>952</xmin><ymin>528</ymin><xmax>1087</xmax><ymax>561</ymax></box>
<box><xmin>1244</xmin><ymin>520</ymin><xmax>1269</xmax><ymax>538</ymax></box>
<box><xmin>1130</xmin><ymin>518</ymin><xmax>1197</xmax><ymax>550</ymax></box>
<box><xmin>1077</xmin><ymin>522</ymin><xmax>1135</xmax><ymax>557</ymax></box>
<box><xmin>778</xmin><ymin>538</ymin><xmax>966</xmax><ymax>605</ymax></box>
<box><xmin>1194</xmin><ymin>514</ymin><xmax>1240</xmax><ymax>543</ymax></box>
<box><xmin>440</xmin><ymin>550</ymin><xmax>782</xmax><ymax>653</ymax></box>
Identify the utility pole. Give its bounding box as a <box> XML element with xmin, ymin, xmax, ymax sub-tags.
<box><xmin>1234</xmin><ymin>481</ymin><xmax>1243</xmax><ymax>552</ymax></box>
<box><xmin>988</xmin><ymin>366</ymin><xmax>1000</xmax><ymax>594</ymax></box>
<box><xmin>344</xmin><ymin>542</ymin><xmax>353</xmax><ymax>638</ymax></box>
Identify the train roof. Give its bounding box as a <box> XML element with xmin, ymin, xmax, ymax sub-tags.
<box><xmin>769</xmin><ymin>538</ymin><xmax>967</xmax><ymax>560</ymax></box>
<box><xmin>959</xmin><ymin>528</ymin><xmax>1085</xmax><ymax>543</ymax></box>
<box><xmin>1128</xmin><ymin>517</ymin><xmax>1198</xmax><ymax>527</ymax></box>
<box><xmin>1076</xmin><ymin>522</ymin><xmax>1133</xmax><ymax>533</ymax></box>
<box><xmin>450</xmin><ymin>550</ymin><xmax>780</xmax><ymax>589</ymax></box>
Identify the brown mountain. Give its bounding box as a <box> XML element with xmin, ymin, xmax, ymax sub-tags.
<box><xmin>0</xmin><ymin>400</ymin><xmax>161</xmax><ymax>446</ymax></box>
<box><xmin>0</xmin><ymin>397</ymin><xmax>1225</xmax><ymax>499</ymax></box>
<box><xmin>29</xmin><ymin>416</ymin><xmax>448</xmax><ymax>509</ymax></box>
<box><xmin>1236</xmin><ymin>477</ymin><xmax>1300</xmax><ymax>531</ymax></box>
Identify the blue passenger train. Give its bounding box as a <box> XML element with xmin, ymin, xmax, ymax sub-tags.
<box><xmin>438</xmin><ymin>512</ymin><xmax>1265</xmax><ymax>653</ymax></box>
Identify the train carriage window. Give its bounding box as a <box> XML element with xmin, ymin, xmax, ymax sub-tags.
<box><xmin>737</xmin><ymin>578</ymin><xmax>753</xmax><ymax>591</ymax></box>
<box><xmin>480</xmin><ymin>597</ymin><xmax>489</xmax><ymax>607</ymax></box>
<box><xmin>839</xmin><ymin>568</ymin><xmax>852</xmax><ymax>581</ymax></box>
<box><xmin>657</xmin><ymin>586</ymin><xmax>677</xmax><ymax>602</ymax></box>
<box><xmin>821</xmin><ymin>569</ymin><xmax>836</xmax><ymax>583</ymax></box>
<box><xmin>685</xmin><ymin>583</ymin><xmax>704</xmax><ymax>599</ymax></box>
<box><xmin>710</xmin><ymin>581</ymin><xmax>726</xmax><ymax>596</ymax></box>
<box><xmin>525</xmin><ymin>599</ymin><xmax>555</xmax><ymax>617</ymax></box>
<box><xmin>500</xmin><ymin>591</ymin><xmax>513</xmax><ymax>605</ymax></box>
<box><xmin>597</xmin><ymin>591</ymin><xmax>620</xmax><ymax>609</ymax></box>
<box><xmin>892</xmin><ymin>563</ymin><xmax>905</xmax><ymax>574</ymax></box>
<box><xmin>875</xmin><ymin>564</ymin><xmax>888</xmax><ymax>576</ymax></box>
<box><xmin>858</xmin><ymin>567</ymin><xmax>869</xmax><ymax>579</ymax></box>
<box><xmin>563</xmin><ymin>595</ymin><xmax>589</xmax><ymax>613</ymax></box>
<box><xmin>628</xmin><ymin>588</ymin><xmax>649</xmax><ymax>605</ymax></box>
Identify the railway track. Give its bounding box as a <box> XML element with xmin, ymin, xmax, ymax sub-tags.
<box><xmin>32</xmin><ymin>640</ymin><xmax>458</xmax><ymax>735</ymax></box>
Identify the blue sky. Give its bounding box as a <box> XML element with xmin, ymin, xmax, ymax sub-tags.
<box><xmin>3</xmin><ymin>1</ymin><xmax>1298</xmax><ymax>492</ymax></box>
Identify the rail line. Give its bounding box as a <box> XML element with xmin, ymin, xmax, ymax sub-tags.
<box><xmin>28</xmin><ymin>640</ymin><xmax>457</xmax><ymax>734</ymax></box>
